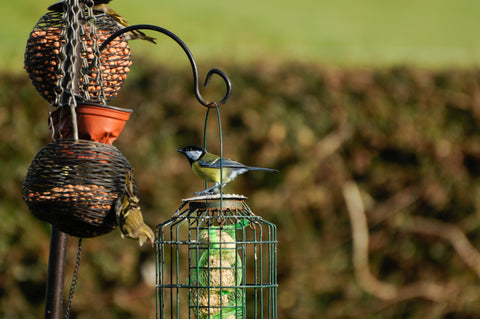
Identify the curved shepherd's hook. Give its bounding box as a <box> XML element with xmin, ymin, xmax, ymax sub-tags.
<box><xmin>95</xmin><ymin>24</ymin><xmax>232</xmax><ymax>107</ymax></box>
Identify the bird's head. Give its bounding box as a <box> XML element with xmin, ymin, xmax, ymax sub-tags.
<box><xmin>177</xmin><ymin>145</ymin><xmax>206</xmax><ymax>165</ymax></box>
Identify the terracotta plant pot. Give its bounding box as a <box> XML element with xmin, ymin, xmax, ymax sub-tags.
<box><xmin>50</xmin><ymin>103</ymin><xmax>133</xmax><ymax>144</ymax></box>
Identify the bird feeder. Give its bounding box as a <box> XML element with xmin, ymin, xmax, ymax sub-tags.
<box><xmin>24</xmin><ymin>8</ymin><xmax>132</xmax><ymax>103</ymax></box>
<box><xmin>156</xmin><ymin>195</ymin><xmax>277</xmax><ymax>319</ymax></box>
<box><xmin>22</xmin><ymin>0</ymin><xmax>136</xmax><ymax>239</ymax></box>
<box><xmin>22</xmin><ymin>139</ymin><xmax>133</xmax><ymax>237</ymax></box>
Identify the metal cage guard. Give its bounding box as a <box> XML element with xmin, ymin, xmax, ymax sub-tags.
<box><xmin>156</xmin><ymin>196</ymin><xmax>278</xmax><ymax>319</ymax></box>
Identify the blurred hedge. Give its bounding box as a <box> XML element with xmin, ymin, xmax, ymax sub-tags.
<box><xmin>2</xmin><ymin>62</ymin><xmax>480</xmax><ymax>318</ymax></box>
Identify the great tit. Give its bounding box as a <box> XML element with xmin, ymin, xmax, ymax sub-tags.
<box><xmin>177</xmin><ymin>145</ymin><xmax>278</xmax><ymax>194</ymax></box>
<box><xmin>48</xmin><ymin>0</ymin><xmax>157</xmax><ymax>44</ymax></box>
<box><xmin>115</xmin><ymin>169</ymin><xmax>154</xmax><ymax>246</ymax></box>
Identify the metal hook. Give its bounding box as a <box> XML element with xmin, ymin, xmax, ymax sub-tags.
<box><xmin>92</xmin><ymin>24</ymin><xmax>232</xmax><ymax>107</ymax></box>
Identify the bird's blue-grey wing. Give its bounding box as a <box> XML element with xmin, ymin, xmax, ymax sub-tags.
<box><xmin>198</xmin><ymin>158</ymin><xmax>247</xmax><ymax>169</ymax></box>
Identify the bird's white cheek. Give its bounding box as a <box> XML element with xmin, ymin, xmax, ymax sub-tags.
<box><xmin>190</xmin><ymin>150</ymin><xmax>203</xmax><ymax>161</ymax></box>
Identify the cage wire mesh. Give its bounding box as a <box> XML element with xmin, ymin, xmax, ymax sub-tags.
<box><xmin>156</xmin><ymin>195</ymin><xmax>277</xmax><ymax>319</ymax></box>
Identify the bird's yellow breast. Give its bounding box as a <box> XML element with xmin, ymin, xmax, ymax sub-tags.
<box><xmin>192</xmin><ymin>161</ymin><xmax>222</xmax><ymax>183</ymax></box>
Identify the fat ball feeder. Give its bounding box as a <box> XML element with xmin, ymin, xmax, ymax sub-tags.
<box><xmin>24</xmin><ymin>5</ymin><xmax>132</xmax><ymax>104</ymax></box>
<box><xmin>157</xmin><ymin>196</ymin><xmax>278</xmax><ymax>319</ymax></box>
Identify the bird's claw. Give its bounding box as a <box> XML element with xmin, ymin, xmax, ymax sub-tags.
<box><xmin>193</xmin><ymin>182</ymin><xmax>224</xmax><ymax>196</ymax></box>
<box><xmin>193</xmin><ymin>190</ymin><xmax>216</xmax><ymax>196</ymax></box>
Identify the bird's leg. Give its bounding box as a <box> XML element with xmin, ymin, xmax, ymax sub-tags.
<box><xmin>125</xmin><ymin>170</ymin><xmax>139</xmax><ymax>204</ymax></box>
<box><xmin>194</xmin><ymin>182</ymin><xmax>221</xmax><ymax>196</ymax></box>
<box><xmin>193</xmin><ymin>182</ymin><xmax>230</xmax><ymax>196</ymax></box>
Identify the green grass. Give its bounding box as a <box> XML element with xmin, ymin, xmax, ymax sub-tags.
<box><xmin>2</xmin><ymin>0</ymin><xmax>480</xmax><ymax>72</ymax></box>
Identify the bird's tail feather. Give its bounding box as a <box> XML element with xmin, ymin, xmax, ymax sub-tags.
<box><xmin>247</xmin><ymin>167</ymin><xmax>279</xmax><ymax>172</ymax></box>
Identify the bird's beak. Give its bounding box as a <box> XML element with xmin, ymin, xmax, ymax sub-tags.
<box><xmin>176</xmin><ymin>148</ymin><xmax>183</xmax><ymax>153</ymax></box>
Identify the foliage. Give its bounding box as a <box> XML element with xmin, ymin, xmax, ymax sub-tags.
<box><xmin>3</xmin><ymin>0</ymin><xmax>480</xmax><ymax>72</ymax></box>
<box><xmin>2</xmin><ymin>62</ymin><xmax>480</xmax><ymax>318</ymax></box>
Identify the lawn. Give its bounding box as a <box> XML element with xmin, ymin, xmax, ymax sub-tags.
<box><xmin>2</xmin><ymin>0</ymin><xmax>480</xmax><ymax>72</ymax></box>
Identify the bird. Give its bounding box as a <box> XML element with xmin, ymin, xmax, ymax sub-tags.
<box><xmin>47</xmin><ymin>0</ymin><xmax>157</xmax><ymax>44</ymax></box>
<box><xmin>114</xmin><ymin>169</ymin><xmax>154</xmax><ymax>246</ymax></box>
<box><xmin>177</xmin><ymin>145</ymin><xmax>278</xmax><ymax>195</ymax></box>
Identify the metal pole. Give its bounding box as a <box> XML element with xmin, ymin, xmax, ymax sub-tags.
<box><xmin>44</xmin><ymin>227</ymin><xmax>68</xmax><ymax>319</ymax></box>
<box><xmin>44</xmin><ymin>0</ymin><xmax>83</xmax><ymax>316</ymax></box>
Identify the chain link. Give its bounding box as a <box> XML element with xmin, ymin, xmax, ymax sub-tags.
<box><xmin>82</xmin><ymin>0</ymin><xmax>107</xmax><ymax>104</ymax></box>
<box><xmin>53</xmin><ymin>0</ymin><xmax>83</xmax><ymax>141</ymax></box>
<box><xmin>79</xmin><ymin>0</ymin><xmax>91</xmax><ymax>102</ymax></box>
<box><xmin>64</xmin><ymin>238</ymin><xmax>82</xmax><ymax>319</ymax></box>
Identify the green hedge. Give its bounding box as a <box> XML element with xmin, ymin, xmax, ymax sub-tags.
<box><xmin>2</xmin><ymin>62</ymin><xmax>480</xmax><ymax>318</ymax></box>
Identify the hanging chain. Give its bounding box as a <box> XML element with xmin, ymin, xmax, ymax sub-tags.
<box><xmin>79</xmin><ymin>0</ymin><xmax>92</xmax><ymax>102</ymax></box>
<box><xmin>48</xmin><ymin>104</ymin><xmax>58</xmax><ymax>141</ymax></box>
<box><xmin>52</xmin><ymin>14</ymin><xmax>68</xmax><ymax>109</ymax></box>
<box><xmin>52</xmin><ymin>0</ymin><xmax>83</xmax><ymax>141</ymax></box>
<box><xmin>49</xmin><ymin>3</ymin><xmax>71</xmax><ymax>141</ymax></box>
<box><xmin>65</xmin><ymin>238</ymin><xmax>83</xmax><ymax>319</ymax></box>
<box><xmin>82</xmin><ymin>0</ymin><xmax>106</xmax><ymax>104</ymax></box>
